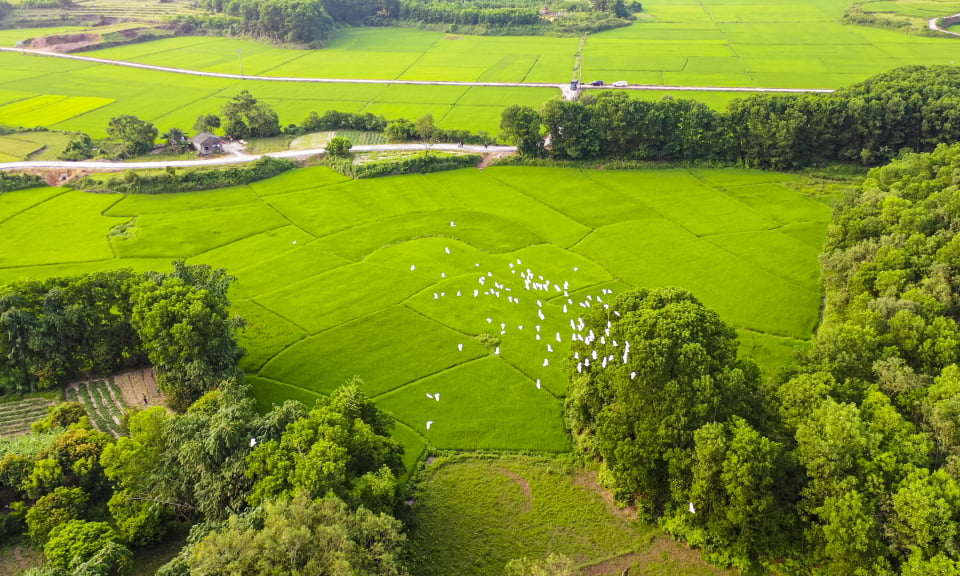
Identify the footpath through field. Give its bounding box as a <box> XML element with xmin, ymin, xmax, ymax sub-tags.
<box><xmin>0</xmin><ymin>47</ymin><xmax>836</xmax><ymax>94</ymax></box>
<box><xmin>0</xmin><ymin>143</ymin><xmax>518</xmax><ymax>170</ymax></box>
<box><xmin>930</xmin><ymin>13</ymin><xmax>960</xmax><ymax>36</ymax></box>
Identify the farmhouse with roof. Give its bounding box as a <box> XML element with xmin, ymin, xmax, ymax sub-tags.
<box><xmin>191</xmin><ymin>132</ymin><xmax>222</xmax><ymax>156</ymax></box>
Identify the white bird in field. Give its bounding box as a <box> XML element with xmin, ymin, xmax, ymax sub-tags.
<box><xmin>543</xmin><ymin>358</ymin><xmax>549</xmax><ymax>367</ymax></box>
<box><xmin>457</xmin><ymin>291</ymin><xmax>462</xmax><ymax>297</ymax></box>
<box><xmin>250</xmin><ymin>437</ymin><xmax>257</xmax><ymax>448</ymax></box>
<box><xmin>517</xmin><ymin>259</ymin><xmax>522</xmax><ymax>265</ymax></box>
<box><xmin>603</xmin><ymin>304</ymin><xmax>609</xmax><ymax>310</ymax></box>
<box><xmin>445</xmin><ymin>246</ymin><xmax>450</xmax><ymax>254</ymax></box>
<box><xmin>292</xmin><ymin>240</ymin><xmax>297</xmax><ymax>245</ymax></box>
<box><xmin>426</xmin><ymin>393</ymin><xmax>435</xmax><ymax>400</ymax></box>
<box><xmin>411</xmin><ymin>265</ymin><xmax>416</xmax><ymax>271</ymax></box>
<box><xmin>475</xmin><ymin>263</ymin><xmax>480</xmax><ymax>267</ymax></box>
<box><xmin>688</xmin><ymin>502</ymin><xmax>696</xmax><ymax>514</ymax></box>
<box><xmin>536</xmin><ymin>334</ymin><xmax>541</xmax><ymax>340</ymax></box>
<box><xmin>586</xmin><ymin>294</ymin><xmax>592</xmax><ymax>301</ymax></box>
<box><xmin>592</xmin><ymin>350</ymin><xmax>598</xmax><ymax>360</ymax></box>
<box><xmin>613</xmin><ymin>340</ymin><xmax>618</xmax><ymax>347</ymax></box>
<box><xmin>563</xmin><ymin>304</ymin><xmax>568</xmax><ymax>313</ymax></box>
<box><xmin>536</xmin><ymin>325</ymin><xmax>541</xmax><ymax>332</ymax></box>
<box><xmin>500</xmin><ymin>330</ymin><xmax>506</xmax><ymax>335</ymax></box>
<box><xmin>441</xmin><ymin>292</ymin><xmax>446</xmax><ymax>297</ymax></box>
<box><xmin>426</xmin><ymin>421</ymin><xmax>434</xmax><ymax>430</ymax></box>
<box><xmin>488</xmin><ymin>272</ymin><xmax>493</xmax><ymax>277</ymax></box>
<box><xmin>458</xmin><ymin>343</ymin><xmax>463</xmax><ymax>351</ymax></box>
<box><xmin>479</xmin><ymin>276</ymin><xmax>486</xmax><ymax>286</ymax></box>
<box><xmin>570</xmin><ymin>319</ymin><xmax>576</xmax><ymax>330</ymax></box>
<box><xmin>556</xmin><ymin>333</ymin><xmax>562</xmax><ymax>343</ymax></box>
<box><xmin>435</xmin><ymin>393</ymin><xmax>440</xmax><ymax>402</ymax></box>
<box><xmin>602</xmin><ymin>357</ymin><xmax>608</xmax><ymax>368</ymax></box>
<box><xmin>623</xmin><ymin>351</ymin><xmax>629</xmax><ymax>364</ymax></box>
<box><xmin>509</xmin><ymin>262</ymin><xmax>514</xmax><ymax>269</ymax></box>
<box><xmin>501</xmin><ymin>322</ymin><xmax>506</xmax><ymax>329</ymax></box>
<box><xmin>433</xmin><ymin>293</ymin><xmax>439</xmax><ymax>299</ymax></box>
<box><xmin>450</xmin><ymin>221</ymin><xmax>456</xmax><ymax>227</ymax></box>
<box><xmin>538</xmin><ymin>309</ymin><xmax>545</xmax><ymax>320</ymax></box>
<box><xmin>537</xmin><ymin>300</ymin><xmax>543</xmax><ymax>308</ymax></box>
<box><xmin>614</xmin><ymin>311</ymin><xmax>621</xmax><ymax>317</ymax></box>
<box><xmin>474</xmin><ymin>289</ymin><xmax>479</xmax><ymax>297</ymax></box>
<box><xmin>495</xmin><ymin>346</ymin><xmax>500</xmax><ymax>355</ymax></box>
<box><xmin>487</xmin><ymin>318</ymin><xmax>492</xmax><ymax>323</ymax></box>
<box><xmin>577</xmin><ymin>362</ymin><xmax>583</xmax><ymax>373</ymax></box>
<box><xmin>574</xmin><ymin>351</ymin><xmax>580</xmax><ymax>360</ymax></box>
<box><xmin>547</xmin><ymin>344</ymin><xmax>554</xmax><ymax>353</ymax></box>
<box><xmin>630</xmin><ymin>371</ymin><xmax>636</xmax><ymax>380</ymax></box>
<box><xmin>573</xmin><ymin>267</ymin><xmax>579</xmax><ymax>272</ymax></box>
<box><xmin>441</xmin><ymin>272</ymin><xmax>446</xmax><ymax>278</ymax></box>
<box><xmin>536</xmin><ymin>379</ymin><xmax>541</xmax><ymax>389</ymax></box>
<box><xmin>518</xmin><ymin>325</ymin><xmax>523</xmax><ymax>330</ymax></box>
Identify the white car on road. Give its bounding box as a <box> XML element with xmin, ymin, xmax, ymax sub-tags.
<box><xmin>612</xmin><ymin>80</ymin><xmax>629</xmax><ymax>87</ymax></box>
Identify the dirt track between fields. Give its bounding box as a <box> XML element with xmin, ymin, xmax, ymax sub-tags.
<box><xmin>0</xmin><ymin>46</ymin><xmax>837</xmax><ymax>94</ymax></box>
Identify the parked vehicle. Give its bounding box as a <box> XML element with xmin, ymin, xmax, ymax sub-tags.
<box><xmin>589</xmin><ymin>80</ymin><xmax>605</xmax><ymax>86</ymax></box>
<box><xmin>612</xmin><ymin>80</ymin><xmax>629</xmax><ymax>87</ymax></box>
<box><xmin>570</xmin><ymin>79</ymin><xmax>579</xmax><ymax>90</ymax></box>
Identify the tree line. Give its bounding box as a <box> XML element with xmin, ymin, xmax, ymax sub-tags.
<box><xmin>565</xmin><ymin>142</ymin><xmax>960</xmax><ymax>574</ymax></box>
<box><xmin>0</xmin><ymin>379</ymin><xmax>409</xmax><ymax>576</ymax></box>
<box><xmin>501</xmin><ymin>65</ymin><xmax>960</xmax><ymax>169</ymax></box>
<box><xmin>0</xmin><ymin>262</ymin><xmax>243</xmax><ymax>410</ymax></box>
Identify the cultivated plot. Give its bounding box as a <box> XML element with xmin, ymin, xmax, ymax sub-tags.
<box><xmin>0</xmin><ymin>166</ymin><xmax>830</xmax><ymax>453</ymax></box>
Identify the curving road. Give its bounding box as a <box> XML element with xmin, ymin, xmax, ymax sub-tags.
<box><xmin>929</xmin><ymin>13</ymin><xmax>960</xmax><ymax>36</ymax></box>
<box><xmin>0</xmin><ymin>143</ymin><xmax>517</xmax><ymax>171</ymax></box>
<box><xmin>0</xmin><ymin>46</ymin><xmax>835</xmax><ymax>94</ymax></box>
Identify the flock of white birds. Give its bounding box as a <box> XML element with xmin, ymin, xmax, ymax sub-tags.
<box><xmin>412</xmin><ymin>234</ymin><xmax>636</xmax><ymax>434</ymax></box>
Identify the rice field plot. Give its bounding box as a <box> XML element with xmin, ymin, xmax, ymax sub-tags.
<box><xmin>64</xmin><ymin>378</ymin><xmax>125</xmax><ymax>436</ymax></box>
<box><xmin>0</xmin><ymin>398</ymin><xmax>56</xmax><ymax>436</ymax></box>
<box><xmin>0</xmin><ymin>166</ymin><xmax>830</xmax><ymax>453</ymax></box>
<box><xmin>0</xmin><ymin>95</ymin><xmax>114</xmax><ymax>128</ymax></box>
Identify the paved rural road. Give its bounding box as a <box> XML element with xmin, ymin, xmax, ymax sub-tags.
<box><xmin>0</xmin><ymin>143</ymin><xmax>518</xmax><ymax>171</ymax></box>
<box><xmin>929</xmin><ymin>13</ymin><xmax>960</xmax><ymax>36</ymax></box>
<box><xmin>0</xmin><ymin>46</ymin><xmax>835</xmax><ymax>94</ymax></box>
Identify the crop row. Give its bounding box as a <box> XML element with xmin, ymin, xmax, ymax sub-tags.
<box><xmin>66</xmin><ymin>379</ymin><xmax>125</xmax><ymax>436</ymax></box>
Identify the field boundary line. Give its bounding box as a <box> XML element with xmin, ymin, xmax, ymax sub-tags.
<box><xmin>737</xmin><ymin>325</ymin><xmax>809</xmax><ymax>343</ymax></box>
<box><xmin>245</xmin><ymin>373</ymin><xmax>327</xmax><ymax>398</ymax></box>
<box><xmin>0</xmin><ymin>47</ymin><xmax>836</xmax><ymax>93</ymax></box>
<box><xmin>0</xmin><ymin>187</ymin><xmax>68</xmax><ymax>227</ymax></box>
<box><xmin>370</xmin><ymin>355</ymin><xmax>487</xmax><ymax>401</ymax></box>
<box><xmin>484</xmin><ymin>171</ymin><xmax>597</xmax><ymax>230</ymax></box>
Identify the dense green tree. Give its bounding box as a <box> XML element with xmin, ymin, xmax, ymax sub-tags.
<box><xmin>414</xmin><ymin>114</ymin><xmax>438</xmax><ymax>143</ymax></box>
<box><xmin>26</xmin><ymin>486</ymin><xmax>88</xmax><ymax>543</ymax></box>
<box><xmin>665</xmin><ymin>417</ymin><xmax>792</xmax><ymax>570</ymax></box>
<box><xmin>129</xmin><ymin>261</ymin><xmax>245</xmax><ymax>409</ymax></box>
<box><xmin>221</xmin><ymin>91</ymin><xmax>281</xmax><ymax>139</ymax></box>
<box><xmin>105</xmin><ymin>115</ymin><xmax>158</xmax><ymax>159</ymax></box>
<box><xmin>247</xmin><ymin>381</ymin><xmax>404</xmax><ymax>513</ymax></box>
<box><xmin>44</xmin><ymin>520</ymin><xmax>128</xmax><ymax>573</ymax></box>
<box><xmin>499</xmin><ymin>105</ymin><xmax>542</xmax><ymax>157</ymax></box>
<box><xmin>325</xmin><ymin>136</ymin><xmax>352</xmax><ymax>157</ymax></box>
<box><xmin>564</xmin><ymin>287</ymin><xmax>759</xmax><ymax>517</ymax></box>
<box><xmin>170</xmin><ymin>493</ymin><xmax>407</xmax><ymax>576</ymax></box>
<box><xmin>385</xmin><ymin>118</ymin><xmax>417</xmax><ymax>143</ymax></box>
<box><xmin>193</xmin><ymin>114</ymin><xmax>221</xmax><ymax>134</ymax></box>
<box><xmin>540</xmin><ymin>98</ymin><xmax>599</xmax><ymax>160</ymax></box>
<box><xmin>58</xmin><ymin>132</ymin><xmax>94</xmax><ymax>161</ymax></box>
<box><xmin>164</xmin><ymin>127</ymin><xmax>190</xmax><ymax>154</ymax></box>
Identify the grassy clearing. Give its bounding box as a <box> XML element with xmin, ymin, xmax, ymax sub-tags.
<box><xmin>0</xmin><ymin>166</ymin><xmax>829</xmax><ymax>452</ymax></box>
<box><xmin>407</xmin><ymin>455</ymin><xmax>730</xmax><ymax>576</ymax></box>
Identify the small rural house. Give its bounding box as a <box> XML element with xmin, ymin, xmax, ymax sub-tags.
<box><xmin>191</xmin><ymin>132</ymin><xmax>222</xmax><ymax>156</ymax></box>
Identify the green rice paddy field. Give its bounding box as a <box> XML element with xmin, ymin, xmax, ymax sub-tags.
<box><xmin>0</xmin><ymin>165</ymin><xmax>832</xmax><ymax>458</ymax></box>
<box><xmin>0</xmin><ymin>0</ymin><xmax>958</xmax><ymax>137</ymax></box>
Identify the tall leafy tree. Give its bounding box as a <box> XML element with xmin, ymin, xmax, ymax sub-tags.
<box><xmin>221</xmin><ymin>91</ymin><xmax>281</xmax><ymax>139</ymax></box>
<box><xmin>564</xmin><ymin>287</ymin><xmax>759</xmax><ymax>517</ymax></box>
<box><xmin>105</xmin><ymin>115</ymin><xmax>158</xmax><ymax>159</ymax></box>
<box><xmin>499</xmin><ymin>105</ymin><xmax>543</xmax><ymax>157</ymax></box>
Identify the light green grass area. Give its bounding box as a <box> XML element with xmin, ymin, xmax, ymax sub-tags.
<box><xmin>407</xmin><ymin>455</ymin><xmax>730</xmax><ymax>576</ymax></box>
<box><xmin>0</xmin><ymin>166</ymin><xmax>828</xmax><ymax>452</ymax></box>
<box><xmin>0</xmin><ymin>94</ymin><xmax>114</xmax><ymax>128</ymax></box>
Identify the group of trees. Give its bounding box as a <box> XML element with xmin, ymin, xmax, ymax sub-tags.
<box><xmin>0</xmin><ymin>377</ymin><xmax>409</xmax><ymax>576</ymax></box>
<box><xmin>0</xmin><ymin>262</ymin><xmax>242</xmax><ymax>409</ymax></box>
<box><xmin>566</xmin><ymin>143</ymin><xmax>960</xmax><ymax>574</ymax></box>
<box><xmin>395</xmin><ymin>0</ymin><xmax>635</xmax><ymax>35</ymax></box>
<box><xmin>502</xmin><ymin>65</ymin><xmax>960</xmax><ymax>169</ymax></box>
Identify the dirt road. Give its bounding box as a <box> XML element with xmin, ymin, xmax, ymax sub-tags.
<box><xmin>0</xmin><ymin>46</ymin><xmax>836</xmax><ymax>94</ymax></box>
<box><xmin>929</xmin><ymin>13</ymin><xmax>960</xmax><ymax>36</ymax></box>
<box><xmin>0</xmin><ymin>143</ymin><xmax>517</xmax><ymax>171</ymax></box>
